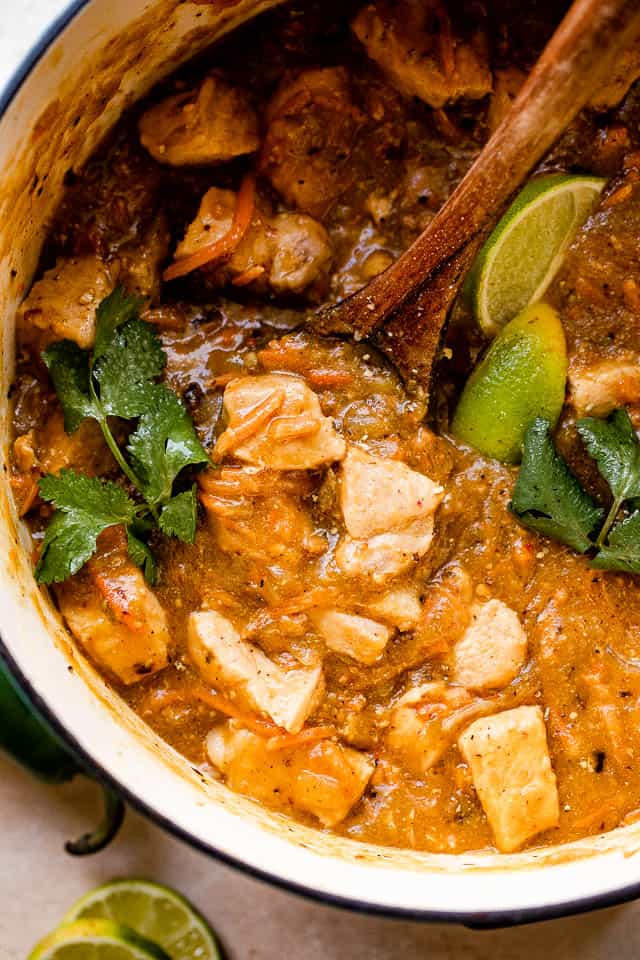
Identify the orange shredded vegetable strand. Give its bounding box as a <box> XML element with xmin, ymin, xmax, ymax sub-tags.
<box><xmin>143</xmin><ymin>686</ymin><xmax>334</xmax><ymax>750</ymax></box>
<box><xmin>433</xmin><ymin>108</ymin><xmax>461</xmax><ymax>144</ymax></box>
<box><xmin>266</xmin><ymin>725</ymin><xmax>336</xmax><ymax>752</ymax></box>
<box><xmin>257</xmin><ymin>344</ymin><xmax>319</xmax><ymax>375</ymax></box>
<box><xmin>144</xmin><ymin>685</ymin><xmax>281</xmax><ymax>737</ymax></box>
<box><xmin>192</xmin><ymin>688</ymin><xmax>281</xmax><ymax>736</ymax></box>
<box><xmin>258</xmin><ymin>345</ymin><xmax>353</xmax><ymax>387</ymax></box>
<box><xmin>268</xmin><ymin>414</ymin><xmax>321</xmax><ymax>442</ymax></box>
<box><xmin>232</xmin><ymin>265</ymin><xmax>265</xmax><ymax>287</ymax></box>
<box><xmin>213</xmin><ymin>388</ymin><xmax>284</xmax><ymax>460</ymax></box>
<box><xmin>163</xmin><ymin>172</ymin><xmax>256</xmax><ymax>281</ymax></box>
<box><xmin>90</xmin><ymin>569</ymin><xmax>145</xmax><ymax>633</ymax></box>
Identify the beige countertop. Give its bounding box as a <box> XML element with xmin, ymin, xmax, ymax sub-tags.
<box><xmin>3</xmin><ymin>3</ymin><xmax>640</xmax><ymax>956</ymax></box>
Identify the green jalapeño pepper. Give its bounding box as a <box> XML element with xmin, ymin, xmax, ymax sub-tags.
<box><xmin>0</xmin><ymin>657</ymin><xmax>125</xmax><ymax>854</ymax></box>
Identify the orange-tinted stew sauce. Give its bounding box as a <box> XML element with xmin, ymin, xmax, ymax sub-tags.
<box><xmin>10</xmin><ymin>0</ymin><xmax>640</xmax><ymax>853</ymax></box>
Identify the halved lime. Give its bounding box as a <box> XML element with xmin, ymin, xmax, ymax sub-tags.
<box><xmin>29</xmin><ymin>918</ymin><xmax>170</xmax><ymax>960</ymax></box>
<box><xmin>63</xmin><ymin>879</ymin><xmax>221</xmax><ymax>960</ymax></box>
<box><xmin>467</xmin><ymin>173</ymin><xmax>606</xmax><ymax>336</ymax></box>
<box><xmin>451</xmin><ymin>303</ymin><xmax>568</xmax><ymax>463</ymax></box>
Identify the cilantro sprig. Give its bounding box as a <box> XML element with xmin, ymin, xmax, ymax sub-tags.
<box><xmin>511</xmin><ymin>411</ymin><xmax>640</xmax><ymax>572</ymax></box>
<box><xmin>36</xmin><ymin>288</ymin><xmax>208</xmax><ymax>585</ymax></box>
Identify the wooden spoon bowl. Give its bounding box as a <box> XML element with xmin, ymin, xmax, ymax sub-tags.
<box><xmin>314</xmin><ymin>0</ymin><xmax>640</xmax><ymax>393</ymax></box>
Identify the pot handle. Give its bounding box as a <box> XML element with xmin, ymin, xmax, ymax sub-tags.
<box><xmin>0</xmin><ymin>656</ymin><xmax>125</xmax><ymax>853</ymax></box>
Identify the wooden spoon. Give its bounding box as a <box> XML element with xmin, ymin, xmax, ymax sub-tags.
<box><xmin>314</xmin><ymin>0</ymin><xmax>640</xmax><ymax>392</ymax></box>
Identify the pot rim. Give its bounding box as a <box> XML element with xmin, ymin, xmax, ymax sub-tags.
<box><xmin>2</xmin><ymin>0</ymin><xmax>640</xmax><ymax>928</ymax></box>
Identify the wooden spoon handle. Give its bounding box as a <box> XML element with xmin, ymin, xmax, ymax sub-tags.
<box><xmin>321</xmin><ymin>0</ymin><xmax>640</xmax><ymax>338</ymax></box>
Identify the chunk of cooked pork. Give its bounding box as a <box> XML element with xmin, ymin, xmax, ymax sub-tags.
<box><xmin>269</xmin><ymin>213</ymin><xmax>333</xmax><ymax>294</ymax></box>
<box><xmin>188</xmin><ymin>610</ymin><xmax>324</xmax><ymax>733</ymax></box>
<box><xmin>340</xmin><ymin>445</ymin><xmax>443</xmax><ymax>538</ymax></box>
<box><xmin>200</xmin><ymin>466</ymin><xmax>318</xmax><ymax>567</ymax></box>
<box><xmin>335</xmin><ymin>446</ymin><xmax>443</xmax><ymax>582</ymax></box>
<box><xmin>568</xmin><ymin>359</ymin><xmax>640</xmax><ymax>417</ymax></box>
<box><xmin>259</xmin><ymin>67</ymin><xmax>363</xmax><ymax>217</ymax></box>
<box><xmin>458</xmin><ymin>706</ymin><xmax>560</xmax><ymax>852</ymax></box>
<box><xmin>175</xmin><ymin>187</ymin><xmax>332</xmax><ymax>296</ymax></box>
<box><xmin>366</xmin><ymin>585</ymin><xmax>422</xmax><ymax>631</ymax></box>
<box><xmin>207</xmin><ymin>721</ymin><xmax>373</xmax><ymax>826</ymax></box>
<box><xmin>335</xmin><ymin>520</ymin><xmax>436</xmax><ymax>582</ymax></box>
<box><xmin>352</xmin><ymin>0</ymin><xmax>492</xmax><ymax>109</ymax></box>
<box><xmin>56</xmin><ymin>527</ymin><xmax>169</xmax><ymax>684</ymax></box>
<box><xmin>138</xmin><ymin>75</ymin><xmax>259</xmax><ymax>166</ymax></box>
<box><xmin>18</xmin><ymin>255</ymin><xmax>113</xmax><ymax>350</ymax></box>
<box><xmin>23</xmin><ymin>410</ymin><xmax>113</xmax><ymax>479</ymax></box>
<box><xmin>452</xmin><ymin>599</ymin><xmax>528</xmax><ymax>691</ymax></box>
<box><xmin>387</xmin><ymin>682</ymin><xmax>473</xmax><ymax>775</ymax></box>
<box><xmin>311</xmin><ymin>610</ymin><xmax>391</xmax><ymax>664</ymax></box>
<box><xmin>11</xmin><ymin>412</ymin><xmax>113</xmax><ymax>517</ymax></box>
<box><xmin>215</xmin><ymin>374</ymin><xmax>346</xmax><ymax>469</ymax></box>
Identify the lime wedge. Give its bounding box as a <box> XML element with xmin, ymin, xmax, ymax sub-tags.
<box><xmin>468</xmin><ymin>173</ymin><xmax>606</xmax><ymax>336</ymax></box>
<box><xmin>29</xmin><ymin>918</ymin><xmax>170</xmax><ymax>960</ymax></box>
<box><xmin>63</xmin><ymin>879</ymin><xmax>220</xmax><ymax>960</ymax></box>
<box><xmin>451</xmin><ymin>303</ymin><xmax>568</xmax><ymax>463</ymax></box>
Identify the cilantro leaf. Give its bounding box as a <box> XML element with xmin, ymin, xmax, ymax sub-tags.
<box><xmin>127</xmin><ymin>530</ymin><xmax>158</xmax><ymax>584</ymax></box>
<box><xmin>37</xmin><ymin>289</ymin><xmax>209</xmax><ymax>586</ymax></box>
<box><xmin>93</xmin><ymin>317</ymin><xmax>166</xmax><ymax>419</ymax></box>
<box><xmin>36</xmin><ymin>471</ymin><xmax>137</xmax><ymax>584</ymax></box>
<box><xmin>127</xmin><ymin>388</ymin><xmax>208</xmax><ymax>505</ymax></box>
<box><xmin>510</xmin><ymin>418</ymin><xmax>604</xmax><ymax>553</ymax></box>
<box><xmin>93</xmin><ymin>287</ymin><xmax>144</xmax><ymax>361</ymax></box>
<box><xmin>42</xmin><ymin>341</ymin><xmax>97</xmax><ymax>432</ymax></box>
<box><xmin>577</xmin><ymin>409</ymin><xmax>640</xmax><ymax>502</ymax></box>
<box><xmin>592</xmin><ymin>511</ymin><xmax>640</xmax><ymax>573</ymax></box>
<box><xmin>159</xmin><ymin>486</ymin><xmax>198</xmax><ymax>543</ymax></box>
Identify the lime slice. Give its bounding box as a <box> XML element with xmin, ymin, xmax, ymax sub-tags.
<box><xmin>451</xmin><ymin>303</ymin><xmax>568</xmax><ymax>463</ymax></box>
<box><xmin>29</xmin><ymin>918</ymin><xmax>170</xmax><ymax>960</ymax></box>
<box><xmin>468</xmin><ymin>173</ymin><xmax>606</xmax><ymax>336</ymax></box>
<box><xmin>63</xmin><ymin>879</ymin><xmax>220</xmax><ymax>960</ymax></box>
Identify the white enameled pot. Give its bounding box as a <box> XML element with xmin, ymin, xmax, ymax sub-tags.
<box><xmin>2</xmin><ymin>0</ymin><xmax>640</xmax><ymax>926</ymax></box>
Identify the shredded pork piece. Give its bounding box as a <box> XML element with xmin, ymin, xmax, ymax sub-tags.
<box><xmin>164</xmin><ymin>174</ymin><xmax>256</xmax><ymax>281</ymax></box>
<box><xmin>311</xmin><ymin>609</ymin><xmax>391</xmax><ymax>664</ymax></box>
<box><xmin>451</xmin><ymin>600</ymin><xmax>528</xmax><ymax>691</ymax></box>
<box><xmin>188</xmin><ymin>610</ymin><xmax>324</xmax><ymax>733</ymax></box>
<box><xmin>352</xmin><ymin>0</ymin><xmax>492</xmax><ymax>108</ymax></box>
<box><xmin>56</xmin><ymin>527</ymin><xmax>169</xmax><ymax>685</ymax></box>
<box><xmin>365</xmin><ymin>586</ymin><xmax>422</xmax><ymax>631</ymax></box>
<box><xmin>207</xmin><ymin>720</ymin><xmax>373</xmax><ymax>826</ymax></box>
<box><xmin>458</xmin><ymin>706</ymin><xmax>560</xmax><ymax>853</ymax></box>
<box><xmin>387</xmin><ymin>682</ymin><xmax>473</xmax><ymax>774</ymax></box>
<box><xmin>569</xmin><ymin>358</ymin><xmax>640</xmax><ymax>416</ymax></box>
<box><xmin>335</xmin><ymin>445</ymin><xmax>443</xmax><ymax>582</ymax></box>
<box><xmin>216</xmin><ymin>374</ymin><xmax>346</xmax><ymax>469</ymax></box>
<box><xmin>18</xmin><ymin>255</ymin><xmax>113</xmax><ymax>350</ymax></box>
<box><xmin>139</xmin><ymin>75</ymin><xmax>259</xmax><ymax>166</ymax></box>
<box><xmin>168</xmin><ymin>183</ymin><xmax>332</xmax><ymax>294</ymax></box>
<box><xmin>259</xmin><ymin>67</ymin><xmax>364</xmax><ymax>217</ymax></box>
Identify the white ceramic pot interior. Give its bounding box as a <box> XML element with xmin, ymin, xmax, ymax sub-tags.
<box><xmin>2</xmin><ymin>0</ymin><xmax>640</xmax><ymax>922</ymax></box>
